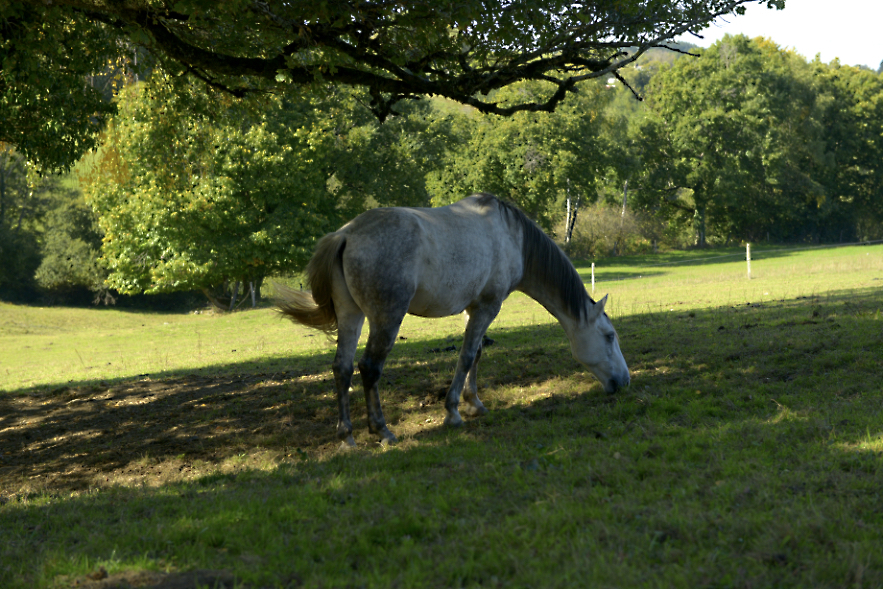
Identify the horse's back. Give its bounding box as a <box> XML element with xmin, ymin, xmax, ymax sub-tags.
<box><xmin>338</xmin><ymin>195</ymin><xmax>522</xmax><ymax>318</ymax></box>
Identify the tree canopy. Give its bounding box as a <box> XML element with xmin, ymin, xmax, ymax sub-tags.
<box><xmin>1</xmin><ymin>0</ymin><xmax>783</xmax><ymax>171</ymax></box>
<box><xmin>427</xmin><ymin>80</ymin><xmax>622</xmax><ymax>230</ymax></box>
<box><xmin>630</xmin><ymin>35</ymin><xmax>883</xmax><ymax>245</ymax></box>
<box><xmin>81</xmin><ymin>74</ymin><xmax>443</xmax><ymax>305</ymax></box>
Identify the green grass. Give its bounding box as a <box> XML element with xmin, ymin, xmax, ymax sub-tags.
<box><xmin>1</xmin><ymin>244</ymin><xmax>882</xmax><ymax>588</ymax></box>
<box><xmin>0</xmin><ymin>304</ymin><xmax>311</xmax><ymax>392</ymax></box>
<box><xmin>587</xmin><ymin>243</ymin><xmax>883</xmax><ymax>318</ymax></box>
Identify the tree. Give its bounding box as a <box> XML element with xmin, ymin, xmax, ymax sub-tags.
<box><xmin>34</xmin><ymin>193</ymin><xmax>108</xmax><ymax>302</ymax></box>
<box><xmin>631</xmin><ymin>35</ymin><xmax>829</xmax><ymax>245</ymax></box>
<box><xmin>84</xmin><ymin>75</ymin><xmax>444</xmax><ymax>306</ymax></box>
<box><xmin>1</xmin><ymin>0</ymin><xmax>785</xmax><ymax>171</ymax></box>
<box><xmin>630</xmin><ymin>36</ymin><xmax>883</xmax><ymax>245</ymax></box>
<box><xmin>0</xmin><ymin>146</ymin><xmax>64</xmax><ymax>299</ymax></box>
<box><xmin>0</xmin><ymin>5</ymin><xmax>117</xmax><ymax>172</ymax></box>
<box><xmin>807</xmin><ymin>61</ymin><xmax>883</xmax><ymax>241</ymax></box>
<box><xmin>426</xmin><ymin>80</ymin><xmax>620</xmax><ymax>231</ymax></box>
<box><xmin>321</xmin><ymin>95</ymin><xmax>452</xmax><ymax>213</ymax></box>
<box><xmin>84</xmin><ymin>78</ymin><xmax>333</xmax><ymax>305</ymax></box>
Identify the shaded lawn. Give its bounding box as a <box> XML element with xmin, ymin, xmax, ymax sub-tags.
<box><xmin>1</xmin><ymin>287</ymin><xmax>881</xmax><ymax>588</ymax></box>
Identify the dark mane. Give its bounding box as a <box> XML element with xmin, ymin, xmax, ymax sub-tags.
<box><xmin>474</xmin><ymin>193</ymin><xmax>592</xmax><ymax>320</ymax></box>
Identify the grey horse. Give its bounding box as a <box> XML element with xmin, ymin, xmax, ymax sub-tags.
<box><xmin>277</xmin><ymin>193</ymin><xmax>630</xmax><ymax>446</ymax></box>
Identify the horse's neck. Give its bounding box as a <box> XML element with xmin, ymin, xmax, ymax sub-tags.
<box><xmin>500</xmin><ymin>201</ymin><xmax>586</xmax><ymax>335</ymax></box>
<box><xmin>516</xmin><ymin>270</ymin><xmax>583</xmax><ymax>335</ymax></box>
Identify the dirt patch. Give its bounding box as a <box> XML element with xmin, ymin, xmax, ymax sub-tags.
<box><xmin>0</xmin><ymin>347</ymin><xmax>545</xmax><ymax>498</ymax></box>
<box><xmin>60</xmin><ymin>568</ymin><xmax>242</xmax><ymax>589</ymax></box>
<box><xmin>0</xmin><ymin>371</ymin><xmax>353</xmax><ymax>496</ymax></box>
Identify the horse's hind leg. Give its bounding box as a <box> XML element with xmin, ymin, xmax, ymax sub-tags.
<box><xmin>358</xmin><ymin>319</ymin><xmax>402</xmax><ymax>444</ymax></box>
<box><xmin>333</xmin><ymin>310</ymin><xmax>365</xmax><ymax>447</ymax></box>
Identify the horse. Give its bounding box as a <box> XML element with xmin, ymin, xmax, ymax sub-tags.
<box><xmin>276</xmin><ymin>193</ymin><xmax>629</xmax><ymax>447</ymax></box>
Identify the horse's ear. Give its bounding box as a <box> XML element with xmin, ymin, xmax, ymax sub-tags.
<box><xmin>598</xmin><ymin>294</ymin><xmax>608</xmax><ymax>312</ymax></box>
<box><xmin>589</xmin><ymin>294</ymin><xmax>608</xmax><ymax>319</ymax></box>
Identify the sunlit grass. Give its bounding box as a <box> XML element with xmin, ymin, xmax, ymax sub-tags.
<box><xmin>4</xmin><ymin>244</ymin><xmax>880</xmax><ymax>393</ymax></box>
<box><xmin>589</xmin><ymin>243</ymin><xmax>883</xmax><ymax>319</ymax></box>
<box><xmin>1</xmin><ymin>243</ymin><xmax>882</xmax><ymax>588</ymax></box>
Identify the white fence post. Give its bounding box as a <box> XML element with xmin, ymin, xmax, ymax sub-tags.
<box><xmin>591</xmin><ymin>262</ymin><xmax>595</xmax><ymax>294</ymax></box>
<box><xmin>747</xmin><ymin>243</ymin><xmax>751</xmax><ymax>279</ymax></box>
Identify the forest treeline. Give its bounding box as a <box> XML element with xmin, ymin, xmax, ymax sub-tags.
<box><xmin>2</xmin><ymin>35</ymin><xmax>882</xmax><ymax>308</ymax></box>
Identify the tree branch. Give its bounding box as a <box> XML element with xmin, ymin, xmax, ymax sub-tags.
<box><xmin>19</xmin><ymin>0</ymin><xmax>786</xmax><ymax>126</ymax></box>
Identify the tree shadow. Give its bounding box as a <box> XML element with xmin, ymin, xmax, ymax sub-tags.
<box><xmin>578</xmin><ymin>242</ymin><xmax>882</xmax><ymax>274</ymax></box>
<box><xmin>2</xmin><ymin>282</ymin><xmax>882</xmax><ymax>587</ymax></box>
<box><xmin>575</xmin><ymin>268</ymin><xmax>667</xmax><ymax>284</ymax></box>
<box><xmin>0</xmin><ymin>287</ymin><xmax>880</xmax><ymax>498</ymax></box>
<box><xmin>0</xmin><ymin>322</ymin><xmax>571</xmax><ymax>493</ymax></box>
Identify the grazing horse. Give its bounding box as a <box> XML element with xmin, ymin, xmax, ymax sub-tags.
<box><xmin>277</xmin><ymin>193</ymin><xmax>629</xmax><ymax>446</ymax></box>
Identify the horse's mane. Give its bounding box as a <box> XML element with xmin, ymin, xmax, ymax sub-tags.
<box><xmin>475</xmin><ymin>193</ymin><xmax>592</xmax><ymax>320</ymax></box>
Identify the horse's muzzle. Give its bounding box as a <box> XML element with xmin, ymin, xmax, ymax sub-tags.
<box><xmin>607</xmin><ymin>373</ymin><xmax>630</xmax><ymax>393</ymax></box>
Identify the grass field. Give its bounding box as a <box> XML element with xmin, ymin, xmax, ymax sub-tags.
<box><xmin>1</xmin><ymin>244</ymin><xmax>882</xmax><ymax>588</ymax></box>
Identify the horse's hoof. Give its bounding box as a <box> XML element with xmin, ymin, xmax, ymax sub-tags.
<box><xmin>444</xmin><ymin>413</ymin><xmax>464</xmax><ymax>428</ymax></box>
<box><xmin>370</xmin><ymin>426</ymin><xmax>397</xmax><ymax>445</ymax></box>
<box><xmin>378</xmin><ymin>428</ymin><xmax>398</xmax><ymax>445</ymax></box>
<box><xmin>462</xmin><ymin>404</ymin><xmax>489</xmax><ymax>417</ymax></box>
<box><xmin>338</xmin><ymin>435</ymin><xmax>356</xmax><ymax>451</ymax></box>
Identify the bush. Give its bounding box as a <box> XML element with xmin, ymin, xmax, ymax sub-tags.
<box><xmin>0</xmin><ymin>224</ymin><xmax>41</xmax><ymax>301</ymax></box>
<box><xmin>557</xmin><ymin>200</ymin><xmax>698</xmax><ymax>258</ymax></box>
<box><xmin>35</xmin><ymin>197</ymin><xmax>107</xmax><ymax>298</ymax></box>
<box><xmin>557</xmin><ymin>201</ymin><xmax>644</xmax><ymax>258</ymax></box>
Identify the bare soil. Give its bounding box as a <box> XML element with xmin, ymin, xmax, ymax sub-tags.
<box><xmin>56</xmin><ymin>568</ymin><xmax>241</xmax><ymax>589</ymax></box>
<box><xmin>0</xmin><ymin>371</ymin><xmax>362</xmax><ymax>498</ymax></box>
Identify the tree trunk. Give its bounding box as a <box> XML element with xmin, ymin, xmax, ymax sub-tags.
<box><xmin>201</xmin><ymin>287</ymin><xmax>229</xmax><ymax>311</ymax></box>
<box><xmin>564</xmin><ymin>180</ymin><xmax>582</xmax><ymax>245</ymax></box>
<box><xmin>694</xmin><ymin>206</ymin><xmax>707</xmax><ymax>248</ymax></box>
<box><xmin>252</xmin><ymin>276</ymin><xmax>264</xmax><ymax>305</ymax></box>
<box><xmin>614</xmin><ymin>181</ymin><xmax>628</xmax><ymax>256</ymax></box>
<box><xmin>566</xmin><ymin>195</ymin><xmax>581</xmax><ymax>244</ymax></box>
<box><xmin>229</xmin><ymin>281</ymin><xmax>240</xmax><ymax>311</ymax></box>
<box><xmin>0</xmin><ymin>159</ymin><xmax>7</xmax><ymax>226</ymax></box>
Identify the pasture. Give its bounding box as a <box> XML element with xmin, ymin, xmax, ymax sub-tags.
<box><xmin>1</xmin><ymin>244</ymin><xmax>882</xmax><ymax>588</ymax></box>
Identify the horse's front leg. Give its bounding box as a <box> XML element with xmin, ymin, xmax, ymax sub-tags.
<box><xmin>461</xmin><ymin>343</ymin><xmax>488</xmax><ymax>417</ymax></box>
<box><xmin>445</xmin><ymin>303</ymin><xmax>500</xmax><ymax>427</ymax></box>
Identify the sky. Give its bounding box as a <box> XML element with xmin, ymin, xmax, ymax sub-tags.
<box><xmin>676</xmin><ymin>0</ymin><xmax>883</xmax><ymax>70</ymax></box>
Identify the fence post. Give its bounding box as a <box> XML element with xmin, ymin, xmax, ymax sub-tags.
<box><xmin>746</xmin><ymin>243</ymin><xmax>751</xmax><ymax>279</ymax></box>
<box><xmin>591</xmin><ymin>262</ymin><xmax>595</xmax><ymax>294</ymax></box>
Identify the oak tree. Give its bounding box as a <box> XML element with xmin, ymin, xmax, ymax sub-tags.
<box><xmin>83</xmin><ymin>74</ymin><xmax>442</xmax><ymax>304</ymax></box>
<box><xmin>2</xmin><ymin>0</ymin><xmax>784</xmax><ymax>171</ymax></box>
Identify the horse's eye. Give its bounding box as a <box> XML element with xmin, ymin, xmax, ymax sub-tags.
<box><xmin>605</xmin><ymin>333</ymin><xmax>615</xmax><ymax>344</ymax></box>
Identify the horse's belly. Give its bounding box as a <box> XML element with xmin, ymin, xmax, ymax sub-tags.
<box><xmin>407</xmin><ymin>275</ymin><xmax>485</xmax><ymax>317</ymax></box>
<box><xmin>406</xmin><ymin>248</ymin><xmax>512</xmax><ymax>317</ymax></box>
<box><xmin>407</xmin><ymin>290</ymin><xmax>468</xmax><ymax>318</ymax></box>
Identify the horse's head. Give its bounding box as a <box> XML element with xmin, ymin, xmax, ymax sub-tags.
<box><xmin>568</xmin><ymin>295</ymin><xmax>630</xmax><ymax>393</ymax></box>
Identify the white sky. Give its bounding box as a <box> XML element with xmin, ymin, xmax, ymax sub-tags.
<box><xmin>676</xmin><ymin>0</ymin><xmax>883</xmax><ymax>70</ymax></box>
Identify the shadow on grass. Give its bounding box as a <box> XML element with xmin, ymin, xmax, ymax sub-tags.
<box><xmin>574</xmin><ymin>268</ymin><xmax>667</xmax><ymax>284</ymax></box>
<box><xmin>1</xmin><ymin>287</ymin><xmax>881</xmax><ymax>496</ymax></box>
<box><xmin>2</xmin><ymin>282</ymin><xmax>882</xmax><ymax>587</ymax></box>
<box><xmin>0</xmin><ymin>320</ymin><xmax>577</xmax><ymax>492</ymax></box>
<box><xmin>579</xmin><ymin>241</ymin><xmax>883</xmax><ymax>275</ymax></box>
<box><xmin>1</xmin><ymin>288</ymin><xmax>882</xmax><ymax>587</ymax></box>
<box><xmin>570</xmin><ymin>245</ymin><xmax>834</xmax><ymax>286</ymax></box>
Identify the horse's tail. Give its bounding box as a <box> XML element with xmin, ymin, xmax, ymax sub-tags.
<box><xmin>276</xmin><ymin>232</ymin><xmax>346</xmax><ymax>338</ymax></box>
